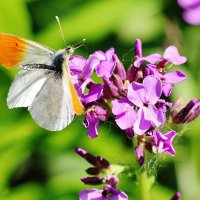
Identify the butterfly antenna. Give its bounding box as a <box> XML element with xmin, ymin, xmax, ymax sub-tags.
<box><xmin>55</xmin><ymin>16</ymin><xmax>67</xmax><ymax>47</ymax></box>
<box><xmin>73</xmin><ymin>38</ymin><xmax>86</xmax><ymax>49</ymax></box>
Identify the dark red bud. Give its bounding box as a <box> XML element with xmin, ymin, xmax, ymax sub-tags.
<box><xmin>172</xmin><ymin>98</ymin><xmax>200</xmax><ymax>124</ymax></box>
<box><xmin>170</xmin><ymin>192</ymin><xmax>181</xmax><ymax>200</ymax></box>
<box><xmin>86</xmin><ymin>167</ymin><xmax>101</xmax><ymax>175</ymax></box>
<box><xmin>81</xmin><ymin>177</ymin><xmax>104</xmax><ymax>185</ymax></box>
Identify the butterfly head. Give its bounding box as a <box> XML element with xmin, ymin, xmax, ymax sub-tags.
<box><xmin>65</xmin><ymin>46</ymin><xmax>74</xmax><ymax>56</ymax></box>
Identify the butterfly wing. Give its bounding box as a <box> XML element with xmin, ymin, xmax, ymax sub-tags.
<box><xmin>7</xmin><ymin>69</ymin><xmax>48</xmax><ymax>108</ymax></box>
<box><xmin>28</xmin><ymin>70</ymin><xmax>75</xmax><ymax>131</ymax></box>
<box><xmin>0</xmin><ymin>33</ymin><xmax>55</xmax><ymax>69</ymax></box>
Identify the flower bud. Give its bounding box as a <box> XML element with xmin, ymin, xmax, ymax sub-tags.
<box><xmin>127</xmin><ymin>64</ymin><xmax>143</xmax><ymax>82</ymax></box>
<box><xmin>105</xmin><ymin>174</ymin><xmax>119</xmax><ymax>188</ymax></box>
<box><xmin>111</xmin><ymin>74</ymin><xmax>123</xmax><ymax>90</ymax></box>
<box><xmin>184</xmin><ymin>101</ymin><xmax>200</xmax><ymax>123</ymax></box>
<box><xmin>75</xmin><ymin>147</ymin><xmax>100</xmax><ymax>166</ymax></box>
<box><xmin>170</xmin><ymin>192</ymin><xmax>181</xmax><ymax>200</ymax></box>
<box><xmin>135</xmin><ymin>145</ymin><xmax>145</xmax><ymax>165</ymax></box>
<box><xmin>75</xmin><ymin>147</ymin><xmax>110</xmax><ymax>168</ymax></box>
<box><xmin>81</xmin><ymin>177</ymin><xmax>104</xmax><ymax>185</ymax></box>
<box><xmin>170</xmin><ymin>97</ymin><xmax>184</xmax><ymax>118</ymax></box>
<box><xmin>171</xmin><ymin>98</ymin><xmax>200</xmax><ymax>124</ymax></box>
<box><xmin>86</xmin><ymin>167</ymin><xmax>101</xmax><ymax>175</ymax></box>
<box><xmin>134</xmin><ymin>39</ymin><xmax>142</xmax><ymax>58</ymax></box>
<box><xmin>102</xmin><ymin>185</ymin><xmax>120</xmax><ymax>197</ymax></box>
<box><xmin>125</xmin><ymin>128</ymin><xmax>135</xmax><ymax>139</ymax></box>
<box><xmin>113</xmin><ymin>54</ymin><xmax>127</xmax><ymax>81</ymax></box>
<box><xmin>103</xmin><ymin>77</ymin><xmax>120</xmax><ymax>98</ymax></box>
<box><xmin>93</xmin><ymin>105</ymin><xmax>109</xmax><ymax>121</ymax></box>
<box><xmin>145</xmin><ymin>137</ymin><xmax>154</xmax><ymax>153</ymax></box>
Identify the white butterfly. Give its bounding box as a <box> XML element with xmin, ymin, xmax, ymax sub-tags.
<box><xmin>0</xmin><ymin>33</ymin><xmax>84</xmax><ymax>131</ymax></box>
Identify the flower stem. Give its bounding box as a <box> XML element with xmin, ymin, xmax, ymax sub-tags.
<box><xmin>137</xmin><ymin>171</ymin><xmax>152</xmax><ymax>200</ymax></box>
<box><xmin>132</xmin><ymin>139</ymin><xmax>154</xmax><ymax>200</ymax></box>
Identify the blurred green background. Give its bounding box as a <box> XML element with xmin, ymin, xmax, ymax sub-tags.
<box><xmin>0</xmin><ymin>0</ymin><xmax>200</xmax><ymax>199</ymax></box>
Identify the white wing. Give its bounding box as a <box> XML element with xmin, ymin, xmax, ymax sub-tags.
<box><xmin>20</xmin><ymin>38</ymin><xmax>55</xmax><ymax>66</ymax></box>
<box><xmin>28</xmin><ymin>71</ymin><xmax>75</xmax><ymax>131</ymax></box>
<box><xmin>7</xmin><ymin>69</ymin><xmax>48</xmax><ymax>108</ymax></box>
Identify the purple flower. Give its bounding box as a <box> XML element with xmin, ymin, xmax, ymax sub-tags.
<box><xmin>83</xmin><ymin>105</ymin><xmax>108</xmax><ymax>138</ymax></box>
<box><xmin>134</xmin><ymin>54</ymin><xmax>162</xmax><ymax>68</ymax></box>
<box><xmin>134</xmin><ymin>45</ymin><xmax>186</xmax><ymax>68</ymax></box>
<box><xmin>177</xmin><ymin>0</ymin><xmax>200</xmax><ymax>25</ymax></box>
<box><xmin>112</xmin><ymin>98</ymin><xmax>137</xmax><ymax>130</ymax></box>
<box><xmin>147</xmin><ymin>66</ymin><xmax>186</xmax><ymax>97</ymax></box>
<box><xmin>127</xmin><ymin>76</ymin><xmax>165</xmax><ymax>135</ymax></box>
<box><xmin>163</xmin><ymin>46</ymin><xmax>187</xmax><ymax>65</ymax></box>
<box><xmin>127</xmin><ymin>39</ymin><xmax>144</xmax><ymax>82</ymax></box>
<box><xmin>83</xmin><ymin>112</ymin><xmax>99</xmax><ymax>138</ymax></box>
<box><xmin>133</xmin><ymin>39</ymin><xmax>162</xmax><ymax>68</ymax></box>
<box><xmin>82</xmin><ymin>84</ymin><xmax>103</xmax><ymax>105</ymax></box>
<box><xmin>90</xmin><ymin>48</ymin><xmax>117</xmax><ymax>78</ymax></box>
<box><xmin>79</xmin><ymin>185</ymin><xmax>128</xmax><ymax>200</ymax></box>
<box><xmin>70</xmin><ymin>55</ymin><xmax>86</xmax><ymax>76</ymax></box>
<box><xmin>153</xmin><ymin>130</ymin><xmax>176</xmax><ymax>156</ymax></box>
<box><xmin>69</xmin><ymin>55</ymin><xmax>92</xmax><ymax>96</ymax></box>
<box><xmin>103</xmin><ymin>77</ymin><xmax>120</xmax><ymax>99</ymax></box>
<box><xmin>82</xmin><ymin>84</ymin><xmax>107</xmax><ymax>138</ymax></box>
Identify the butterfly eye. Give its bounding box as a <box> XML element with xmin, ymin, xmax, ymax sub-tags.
<box><xmin>65</xmin><ymin>47</ymin><xmax>74</xmax><ymax>55</ymax></box>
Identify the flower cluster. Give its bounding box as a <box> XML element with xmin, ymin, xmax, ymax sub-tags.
<box><xmin>177</xmin><ymin>0</ymin><xmax>200</xmax><ymax>25</ymax></box>
<box><xmin>75</xmin><ymin>147</ymin><xmax>128</xmax><ymax>200</ymax></box>
<box><xmin>70</xmin><ymin>39</ymin><xmax>200</xmax><ymax>165</ymax></box>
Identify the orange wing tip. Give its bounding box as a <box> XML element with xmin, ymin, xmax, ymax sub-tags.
<box><xmin>0</xmin><ymin>34</ymin><xmax>26</xmax><ymax>68</ymax></box>
<box><xmin>68</xmin><ymin>79</ymin><xmax>85</xmax><ymax>116</ymax></box>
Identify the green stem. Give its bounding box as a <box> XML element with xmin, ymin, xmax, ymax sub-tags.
<box><xmin>137</xmin><ymin>171</ymin><xmax>151</xmax><ymax>200</ymax></box>
<box><xmin>132</xmin><ymin>139</ymin><xmax>154</xmax><ymax>200</ymax></box>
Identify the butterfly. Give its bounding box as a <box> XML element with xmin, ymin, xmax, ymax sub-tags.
<box><xmin>0</xmin><ymin>33</ymin><xmax>84</xmax><ymax>131</ymax></box>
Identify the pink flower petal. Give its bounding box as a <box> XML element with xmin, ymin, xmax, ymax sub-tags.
<box><xmin>127</xmin><ymin>82</ymin><xmax>145</xmax><ymax>107</ymax></box>
<box><xmin>96</xmin><ymin>61</ymin><xmax>115</xmax><ymax>78</ymax></box>
<box><xmin>162</xmin><ymin>83</ymin><xmax>172</xmax><ymax>97</ymax></box>
<box><xmin>105</xmin><ymin>48</ymin><xmax>115</xmax><ymax>61</ymax></box>
<box><xmin>82</xmin><ymin>84</ymin><xmax>103</xmax><ymax>104</ymax></box>
<box><xmin>94</xmin><ymin>50</ymin><xmax>106</xmax><ymax>60</ymax></box>
<box><xmin>143</xmin><ymin>76</ymin><xmax>162</xmax><ymax>105</ymax></box>
<box><xmin>177</xmin><ymin>0</ymin><xmax>200</xmax><ymax>8</ymax></box>
<box><xmin>183</xmin><ymin>5</ymin><xmax>200</xmax><ymax>25</ymax></box>
<box><xmin>83</xmin><ymin>112</ymin><xmax>99</xmax><ymax>138</ymax></box>
<box><xmin>134</xmin><ymin>54</ymin><xmax>162</xmax><ymax>68</ymax></box>
<box><xmin>112</xmin><ymin>98</ymin><xmax>130</xmax><ymax>115</ymax></box>
<box><xmin>83</xmin><ymin>55</ymin><xmax>100</xmax><ymax>79</ymax></box>
<box><xmin>133</xmin><ymin>108</ymin><xmax>151</xmax><ymax>135</ymax></box>
<box><xmin>163</xmin><ymin>46</ymin><xmax>187</xmax><ymax>65</ymax></box>
<box><xmin>163</xmin><ymin>71</ymin><xmax>186</xmax><ymax>84</ymax></box>
<box><xmin>115</xmin><ymin>109</ymin><xmax>137</xmax><ymax>130</ymax></box>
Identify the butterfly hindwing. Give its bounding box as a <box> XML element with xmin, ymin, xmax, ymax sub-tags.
<box><xmin>28</xmin><ymin>70</ymin><xmax>75</xmax><ymax>131</ymax></box>
<box><xmin>7</xmin><ymin>69</ymin><xmax>48</xmax><ymax>108</ymax></box>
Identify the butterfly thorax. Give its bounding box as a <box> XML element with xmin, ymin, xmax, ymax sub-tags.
<box><xmin>53</xmin><ymin>47</ymin><xmax>73</xmax><ymax>78</ymax></box>
<box><xmin>53</xmin><ymin>49</ymin><xmax>66</xmax><ymax>77</ymax></box>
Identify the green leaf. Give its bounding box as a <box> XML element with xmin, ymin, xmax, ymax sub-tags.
<box><xmin>0</xmin><ymin>0</ymin><xmax>31</xmax><ymax>36</ymax></box>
